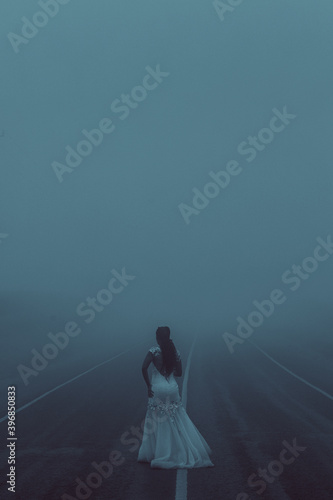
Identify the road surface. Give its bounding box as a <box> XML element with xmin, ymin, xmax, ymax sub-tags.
<box><xmin>1</xmin><ymin>332</ymin><xmax>333</xmax><ymax>500</ymax></box>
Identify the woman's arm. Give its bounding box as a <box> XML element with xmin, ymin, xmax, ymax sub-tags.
<box><xmin>141</xmin><ymin>351</ymin><xmax>154</xmax><ymax>396</ymax></box>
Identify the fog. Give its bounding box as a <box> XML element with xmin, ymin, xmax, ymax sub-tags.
<box><xmin>1</xmin><ymin>0</ymin><xmax>333</xmax><ymax>388</ymax></box>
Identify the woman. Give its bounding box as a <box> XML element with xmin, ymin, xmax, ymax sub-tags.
<box><xmin>137</xmin><ymin>326</ymin><xmax>214</xmax><ymax>469</ymax></box>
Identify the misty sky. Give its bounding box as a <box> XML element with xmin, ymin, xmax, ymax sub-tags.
<box><xmin>1</xmin><ymin>0</ymin><xmax>333</xmax><ymax>359</ymax></box>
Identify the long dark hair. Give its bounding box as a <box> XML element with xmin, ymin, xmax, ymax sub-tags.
<box><xmin>156</xmin><ymin>326</ymin><xmax>178</xmax><ymax>377</ymax></box>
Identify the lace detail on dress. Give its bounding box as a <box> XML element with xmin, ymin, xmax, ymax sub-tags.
<box><xmin>149</xmin><ymin>346</ymin><xmax>161</xmax><ymax>356</ymax></box>
<box><xmin>148</xmin><ymin>398</ymin><xmax>183</xmax><ymax>423</ymax></box>
<box><xmin>149</xmin><ymin>346</ymin><xmax>181</xmax><ymax>361</ymax></box>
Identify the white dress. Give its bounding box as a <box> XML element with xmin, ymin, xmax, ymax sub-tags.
<box><xmin>137</xmin><ymin>346</ymin><xmax>214</xmax><ymax>469</ymax></box>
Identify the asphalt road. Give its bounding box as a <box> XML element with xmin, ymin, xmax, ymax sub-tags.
<box><xmin>1</xmin><ymin>332</ymin><xmax>333</xmax><ymax>500</ymax></box>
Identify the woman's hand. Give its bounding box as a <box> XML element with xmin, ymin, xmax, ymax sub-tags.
<box><xmin>148</xmin><ymin>385</ymin><xmax>154</xmax><ymax>398</ymax></box>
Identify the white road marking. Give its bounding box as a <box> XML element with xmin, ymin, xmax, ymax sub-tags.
<box><xmin>0</xmin><ymin>342</ymin><xmax>148</xmax><ymax>424</ymax></box>
<box><xmin>249</xmin><ymin>340</ymin><xmax>333</xmax><ymax>402</ymax></box>
<box><xmin>175</xmin><ymin>336</ymin><xmax>197</xmax><ymax>500</ymax></box>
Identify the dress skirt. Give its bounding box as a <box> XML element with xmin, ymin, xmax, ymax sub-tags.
<box><xmin>137</xmin><ymin>369</ymin><xmax>214</xmax><ymax>469</ymax></box>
